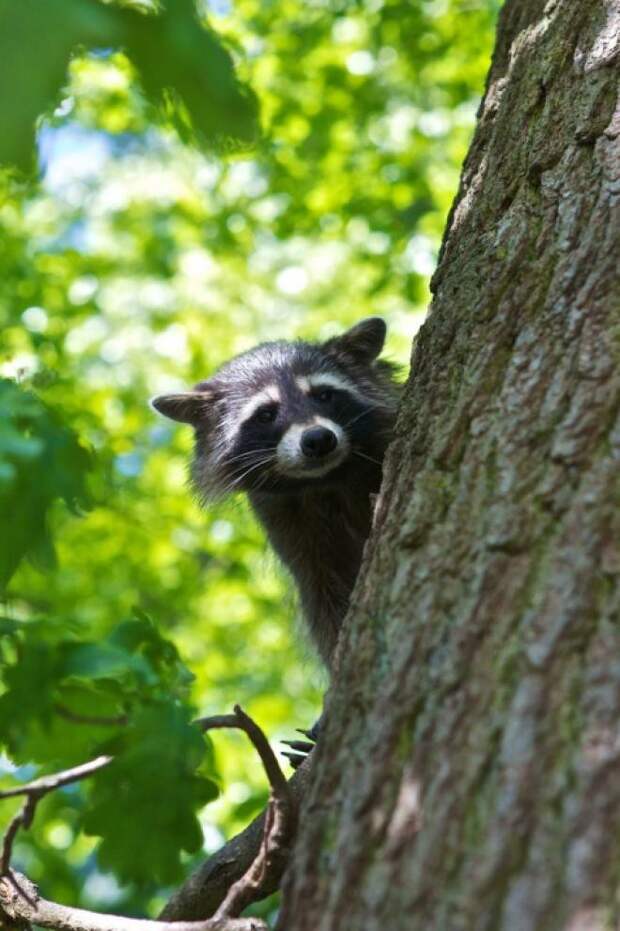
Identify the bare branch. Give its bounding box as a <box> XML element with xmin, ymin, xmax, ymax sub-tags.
<box><xmin>1</xmin><ymin>795</ymin><xmax>36</xmax><ymax>875</ymax></box>
<box><xmin>193</xmin><ymin>714</ymin><xmax>240</xmax><ymax>731</ymax></box>
<box><xmin>212</xmin><ymin>707</ymin><xmax>295</xmax><ymax>920</ymax></box>
<box><xmin>196</xmin><ymin>707</ymin><xmax>288</xmax><ymax>797</ymax></box>
<box><xmin>0</xmin><ymin>755</ymin><xmax>113</xmax><ymax>881</ymax></box>
<box><xmin>192</xmin><ymin>705</ymin><xmax>296</xmax><ymax>919</ymax></box>
<box><xmin>160</xmin><ymin>757</ymin><xmax>314</xmax><ymax>923</ymax></box>
<box><xmin>0</xmin><ymin>871</ymin><xmax>267</xmax><ymax>931</ymax></box>
<box><xmin>0</xmin><ymin>755</ymin><xmax>112</xmax><ymax>801</ymax></box>
<box><xmin>0</xmin><ymin>707</ymin><xmax>298</xmax><ymax>927</ymax></box>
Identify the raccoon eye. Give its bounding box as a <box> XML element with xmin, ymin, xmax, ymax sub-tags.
<box><xmin>314</xmin><ymin>388</ymin><xmax>334</xmax><ymax>404</ymax></box>
<box><xmin>313</xmin><ymin>387</ymin><xmax>334</xmax><ymax>403</ymax></box>
<box><xmin>254</xmin><ymin>403</ymin><xmax>278</xmax><ymax>424</ymax></box>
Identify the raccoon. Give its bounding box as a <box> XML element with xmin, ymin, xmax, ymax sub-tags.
<box><xmin>151</xmin><ymin>317</ymin><xmax>401</xmax><ymax>670</ymax></box>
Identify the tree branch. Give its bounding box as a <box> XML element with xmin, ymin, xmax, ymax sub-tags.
<box><xmin>210</xmin><ymin>707</ymin><xmax>294</xmax><ymax>920</ymax></box>
<box><xmin>0</xmin><ymin>756</ymin><xmax>113</xmax><ymax>802</ymax></box>
<box><xmin>0</xmin><ymin>708</ymin><xmax>298</xmax><ymax>930</ymax></box>
<box><xmin>0</xmin><ymin>754</ymin><xmax>113</xmax><ymax>879</ymax></box>
<box><xmin>195</xmin><ymin>707</ymin><xmax>289</xmax><ymax>800</ymax></box>
<box><xmin>1</xmin><ymin>795</ymin><xmax>36</xmax><ymax>875</ymax></box>
<box><xmin>0</xmin><ymin>871</ymin><xmax>267</xmax><ymax>931</ymax></box>
<box><xmin>191</xmin><ymin>705</ymin><xmax>296</xmax><ymax>920</ymax></box>
<box><xmin>159</xmin><ymin>759</ymin><xmax>313</xmax><ymax>923</ymax></box>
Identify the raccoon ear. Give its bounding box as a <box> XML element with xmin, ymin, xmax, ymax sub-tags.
<box><xmin>150</xmin><ymin>390</ymin><xmax>212</xmax><ymax>425</ymax></box>
<box><xmin>324</xmin><ymin>317</ymin><xmax>387</xmax><ymax>363</ymax></box>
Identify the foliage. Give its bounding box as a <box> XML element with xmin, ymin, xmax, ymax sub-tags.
<box><xmin>0</xmin><ymin>610</ymin><xmax>214</xmax><ymax>884</ymax></box>
<box><xmin>0</xmin><ymin>0</ymin><xmax>499</xmax><ymax>919</ymax></box>
<box><xmin>84</xmin><ymin>702</ymin><xmax>217</xmax><ymax>885</ymax></box>
<box><xmin>0</xmin><ymin>0</ymin><xmax>257</xmax><ymax>172</ymax></box>
<box><xmin>0</xmin><ymin>378</ymin><xmax>92</xmax><ymax>589</ymax></box>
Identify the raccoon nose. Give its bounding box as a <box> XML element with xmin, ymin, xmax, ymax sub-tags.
<box><xmin>301</xmin><ymin>426</ymin><xmax>338</xmax><ymax>458</ymax></box>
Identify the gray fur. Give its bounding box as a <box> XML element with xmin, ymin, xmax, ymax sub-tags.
<box><xmin>151</xmin><ymin>317</ymin><xmax>401</xmax><ymax>668</ymax></box>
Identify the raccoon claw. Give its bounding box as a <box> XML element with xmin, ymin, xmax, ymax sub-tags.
<box><xmin>281</xmin><ymin>722</ymin><xmax>321</xmax><ymax>769</ymax></box>
<box><xmin>281</xmin><ymin>750</ymin><xmax>307</xmax><ymax>769</ymax></box>
<box><xmin>301</xmin><ymin>717</ymin><xmax>323</xmax><ymax>742</ymax></box>
<box><xmin>282</xmin><ymin>738</ymin><xmax>316</xmax><ymax>754</ymax></box>
<box><xmin>296</xmin><ymin>725</ymin><xmax>318</xmax><ymax>741</ymax></box>
<box><xmin>281</xmin><ymin>738</ymin><xmax>316</xmax><ymax>769</ymax></box>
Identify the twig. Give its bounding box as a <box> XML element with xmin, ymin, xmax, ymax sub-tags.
<box><xmin>193</xmin><ymin>714</ymin><xmax>241</xmax><ymax>731</ymax></box>
<box><xmin>0</xmin><ymin>754</ymin><xmax>113</xmax><ymax>886</ymax></box>
<box><xmin>1</xmin><ymin>795</ymin><xmax>36</xmax><ymax>875</ymax></box>
<box><xmin>201</xmin><ymin>706</ymin><xmax>295</xmax><ymax>921</ymax></box>
<box><xmin>196</xmin><ymin>707</ymin><xmax>289</xmax><ymax>798</ymax></box>
<box><xmin>54</xmin><ymin>704</ymin><xmax>129</xmax><ymax>728</ymax></box>
<box><xmin>0</xmin><ymin>755</ymin><xmax>112</xmax><ymax>801</ymax></box>
<box><xmin>160</xmin><ymin>746</ymin><xmax>314</xmax><ymax>922</ymax></box>
<box><xmin>0</xmin><ymin>870</ymin><xmax>267</xmax><ymax>931</ymax></box>
<box><xmin>0</xmin><ymin>708</ymin><xmax>298</xmax><ymax>928</ymax></box>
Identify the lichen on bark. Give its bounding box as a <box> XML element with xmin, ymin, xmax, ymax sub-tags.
<box><xmin>279</xmin><ymin>2</ymin><xmax>620</xmax><ymax>929</ymax></box>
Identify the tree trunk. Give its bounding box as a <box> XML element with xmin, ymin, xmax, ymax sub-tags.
<box><xmin>279</xmin><ymin>2</ymin><xmax>620</xmax><ymax>929</ymax></box>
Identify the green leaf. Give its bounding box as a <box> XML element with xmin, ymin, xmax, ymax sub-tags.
<box><xmin>84</xmin><ymin>701</ymin><xmax>218</xmax><ymax>884</ymax></box>
<box><xmin>0</xmin><ymin>379</ymin><xmax>93</xmax><ymax>590</ymax></box>
<box><xmin>117</xmin><ymin>0</ymin><xmax>258</xmax><ymax>149</ymax></box>
<box><xmin>109</xmin><ymin>611</ymin><xmax>195</xmax><ymax>691</ymax></box>
<box><xmin>0</xmin><ymin>0</ymin><xmax>257</xmax><ymax>172</ymax></box>
<box><xmin>0</xmin><ymin>0</ymin><xmax>113</xmax><ymax>171</ymax></box>
<box><xmin>0</xmin><ymin>614</ymin><xmax>200</xmax><ymax>770</ymax></box>
<box><xmin>61</xmin><ymin>641</ymin><xmax>156</xmax><ymax>684</ymax></box>
<box><xmin>0</xmin><ymin>642</ymin><xmax>59</xmax><ymax>754</ymax></box>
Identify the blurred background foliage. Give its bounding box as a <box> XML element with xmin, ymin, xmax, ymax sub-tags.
<box><xmin>0</xmin><ymin>0</ymin><xmax>498</xmax><ymax>921</ymax></box>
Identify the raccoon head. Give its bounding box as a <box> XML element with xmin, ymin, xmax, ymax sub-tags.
<box><xmin>151</xmin><ymin>317</ymin><xmax>398</xmax><ymax>500</ymax></box>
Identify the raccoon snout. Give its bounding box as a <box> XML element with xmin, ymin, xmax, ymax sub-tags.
<box><xmin>301</xmin><ymin>426</ymin><xmax>338</xmax><ymax>459</ymax></box>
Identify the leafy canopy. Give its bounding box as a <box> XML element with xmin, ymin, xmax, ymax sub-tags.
<box><xmin>0</xmin><ymin>0</ymin><xmax>257</xmax><ymax>171</ymax></box>
<box><xmin>0</xmin><ymin>0</ymin><xmax>498</xmax><ymax>917</ymax></box>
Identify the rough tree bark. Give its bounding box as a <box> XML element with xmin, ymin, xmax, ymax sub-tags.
<box><xmin>279</xmin><ymin>2</ymin><xmax>620</xmax><ymax>929</ymax></box>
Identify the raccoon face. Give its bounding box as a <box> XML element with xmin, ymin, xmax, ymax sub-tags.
<box><xmin>151</xmin><ymin>317</ymin><xmax>396</xmax><ymax>498</ymax></box>
<box><xmin>229</xmin><ymin>371</ymin><xmax>357</xmax><ymax>486</ymax></box>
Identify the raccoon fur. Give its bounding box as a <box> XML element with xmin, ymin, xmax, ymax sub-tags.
<box><xmin>151</xmin><ymin>317</ymin><xmax>401</xmax><ymax>669</ymax></box>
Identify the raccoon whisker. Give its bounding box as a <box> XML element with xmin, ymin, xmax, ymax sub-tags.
<box><xmin>216</xmin><ymin>450</ymin><xmax>276</xmax><ymax>479</ymax></box>
<box><xmin>222</xmin><ymin>474</ymin><xmax>271</xmax><ymax>495</ymax></box>
<box><xmin>342</xmin><ymin>407</ymin><xmax>378</xmax><ymax>430</ymax></box>
<box><xmin>352</xmin><ymin>449</ymin><xmax>383</xmax><ymax>467</ymax></box>
<box><xmin>252</xmin><ymin>470</ymin><xmax>273</xmax><ymax>493</ymax></box>
<box><xmin>226</xmin><ymin>464</ymin><xmax>272</xmax><ymax>490</ymax></box>
<box><xmin>224</xmin><ymin>456</ymin><xmax>276</xmax><ymax>492</ymax></box>
<box><xmin>228</xmin><ymin>453</ymin><xmax>275</xmax><ymax>476</ymax></box>
<box><xmin>225</xmin><ymin>447</ymin><xmax>277</xmax><ymax>465</ymax></box>
<box><xmin>223</xmin><ymin>455</ymin><xmax>272</xmax><ymax>475</ymax></box>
